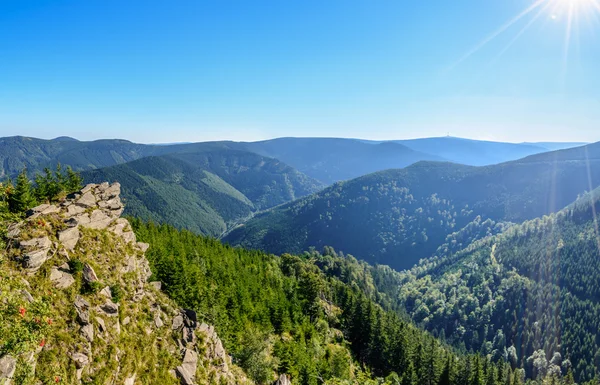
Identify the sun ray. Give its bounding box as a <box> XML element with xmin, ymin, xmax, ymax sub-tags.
<box><xmin>489</xmin><ymin>2</ymin><xmax>552</xmax><ymax>65</ymax></box>
<box><xmin>562</xmin><ymin>1</ymin><xmax>576</xmax><ymax>82</ymax></box>
<box><xmin>448</xmin><ymin>0</ymin><xmax>548</xmax><ymax>69</ymax></box>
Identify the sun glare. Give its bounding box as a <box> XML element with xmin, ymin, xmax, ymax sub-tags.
<box><xmin>452</xmin><ymin>0</ymin><xmax>600</xmax><ymax>70</ymax></box>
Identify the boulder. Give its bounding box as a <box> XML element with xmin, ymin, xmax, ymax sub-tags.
<box><xmin>58</xmin><ymin>227</ymin><xmax>80</xmax><ymax>250</ymax></box>
<box><xmin>95</xmin><ymin>317</ymin><xmax>107</xmax><ymax>334</ymax></box>
<box><xmin>99</xmin><ymin>300</ymin><xmax>119</xmax><ymax>316</ymax></box>
<box><xmin>65</xmin><ymin>204</ymin><xmax>86</xmax><ymax>217</ymax></box>
<box><xmin>154</xmin><ymin>314</ymin><xmax>164</xmax><ymax>328</ymax></box>
<box><xmin>137</xmin><ymin>242</ymin><xmax>150</xmax><ymax>253</ymax></box>
<box><xmin>75</xmin><ymin>191</ymin><xmax>97</xmax><ymax>208</ymax></box>
<box><xmin>100</xmin><ymin>182</ymin><xmax>120</xmax><ymax>200</ymax></box>
<box><xmin>50</xmin><ymin>267</ymin><xmax>75</xmax><ymax>289</ymax></box>
<box><xmin>20</xmin><ymin>236</ymin><xmax>52</xmax><ymax>250</ymax></box>
<box><xmin>26</xmin><ymin>203</ymin><xmax>53</xmax><ymax>217</ymax></box>
<box><xmin>121</xmin><ymin>231</ymin><xmax>137</xmax><ymax>244</ymax></box>
<box><xmin>65</xmin><ymin>213</ymin><xmax>91</xmax><ymax>227</ymax></box>
<box><xmin>0</xmin><ymin>355</ymin><xmax>16</xmax><ymax>381</ymax></box>
<box><xmin>81</xmin><ymin>324</ymin><xmax>94</xmax><ymax>342</ymax></box>
<box><xmin>181</xmin><ymin>349</ymin><xmax>198</xmax><ymax>379</ymax></box>
<box><xmin>6</xmin><ymin>223</ymin><xmax>22</xmax><ymax>239</ymax></box>
<box><xmin>175</xmin><ymin>366</ymin><xmax>194</xmax><ymax>385</ymax></box>
<box><xmin>22</xmin><ymin>248</ymin><xmax>50</xmax><ymax>271</ymax></box>
<box><xmin>172</xmin><ymin>315</ymin><xmax>184</xmax><ymax>330</ymax></box>
<box><xmin>99</xmin><ymin>286</ymin><xmax>112</xmax><ymax>298</ymax></box>
<box><xmin>124</xmin><ymin>374</ymin><xmax>137</xmax><ymax>385</ymax></box>
<box><xmin>98</xmin><ymin>198</ymin><xmax>122</xmax><ymax>210</ymax></box>
<box><xmin>83</xmin><ymin>210</ymin><xmax>113</xmax><ymax>230</ymax></box>
<box><xmin>275</xmin><ymin>374</ymin><xmax>292</xmax><ymax>385</ymax></box>
<box><xmin>74</xmin><ymin>296</ymin><xmax>91</xmax><ymax>324</ymax></box>
<box><xmin>149</xmin><ymin>281</ymin><xmax>162</xmax><ymax>291</ymax></box>
<box><xmin>82</xmin><ymin>263</ymin><xmax>98</xmax><ymax>283</ymax></box>
<box><xmin>123</xmin><ymin>316</ymin><xmax>131</xmax><ymax>326</ymax></box>
<box><xmin>70</xmin><ymin>352</ymin><xmax>89</xmax><ymax>369</ymax></box>
<box><xmin>80</xmin><ymin>183</ymin><xmax>95</xmax><ymax>194</ymax></box>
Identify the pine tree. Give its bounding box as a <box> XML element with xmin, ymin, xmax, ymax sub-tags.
<box><xmin>8</xmin><ymin>169</ymin><xmax>35</xmax><ymax>213</ymax></box>
<box><xmin>65</xmin><ymin>166</ymin><xmax>83</xmax><ymax>193</ymax></box>
<box><xmin>438</xmin><ymin>357</ymin><xmax>452</xmax><ymax>385</ymax></box>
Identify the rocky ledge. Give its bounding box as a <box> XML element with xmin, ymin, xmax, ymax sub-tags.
<box><xmin>0</xmin><ymin>182</ymin><xmax>250</xmax><ymax>385</ymax></box>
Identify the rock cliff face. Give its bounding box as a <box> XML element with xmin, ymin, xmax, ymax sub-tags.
<box><xmin>0</xmin><ymin>183</ymin><xmax>251</xmax><ymax>385</ymax></box>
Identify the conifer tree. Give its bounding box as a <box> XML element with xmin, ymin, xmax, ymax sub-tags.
<box><xmin>8</xmin><ymin>169</ymin><xmax>35</xmax><ymax>213</ymax></box>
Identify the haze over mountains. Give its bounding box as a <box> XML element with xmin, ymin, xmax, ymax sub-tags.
<box><xmin>225</xmin><ymin>142</ymin><xmax>600</xmax><ymax>270</ymax></box>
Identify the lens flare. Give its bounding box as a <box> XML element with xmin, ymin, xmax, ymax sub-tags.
<box><xmin>452</xmin><ymin>0</ymin><xmax>600</xmax><ymax>71</ymax></box>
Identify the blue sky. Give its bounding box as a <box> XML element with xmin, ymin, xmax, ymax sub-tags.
<box><xmin>0</xmin><ymin>0</ymin><xmax>599</xmax><ymax>143</ymax></box>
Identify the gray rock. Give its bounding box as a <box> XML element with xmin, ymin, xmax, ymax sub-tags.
<box><xmin>98</xmin><ymin>198</ymin><xmax>122</xmax><ymax>210</ymax></box>
<box><xmin>101</xmin><ymin>182</ymin><xmax>121</xmax><ymax>199</ymax></box>
<box><xmin>99</xmin><ymin>286</ymin><xmax>112</xmax><ymax>298</ymax></box>
<box><xmin>95</xmin><ymin>317</ymin><xmax>107</xmax><ymax>334</ymax></box>
<box><xmin>154</xmin><ymin>314</ymin><xmax>164</xmax><ymax>328</ymax></box>
<box><xmin>74</xmin><ymin>296</ymin><xmax>91</xmax><ymax>324</ymax></box>
<box><xmin>137</xmin><ymin>242</ymin><xmax>150</xmax><ymax>253</ymax></box>
<box><xmin>65</xmin><ymin>204</ymin><xmax>86</xmax><ymax>217</ymax></box>
<box><xmin>121</xmin><ymin>231</ymin><xmax>137</xmax><ymax>244</ymax></box>
<box><xmin>96</xmin><ymin>182</ymin><xmax>110</xmax><ymax>192</ymax></box>
<box><xmin>58</xmin><ymin>262</ymin><xmax>70</xmax><ymax>272</ymax></box>
<box><xmin>26</xmin><ymin>203</ymin><xmax>49</xmax><ymax>217</ymax></box>
<box><xmin>50</xmin><ymin>267</ymin><xmax>75</xmax><ymax>289</ymax></box>
<box><xmin>0</xmin><ymin>355</ymin><xmax>16</xmax><ymax>381</ymax></box>
<box><xmin>172</xmin><ymin>315</ymin><xmax>184</xmax><ymax>330</ymax></box>
<box><xmin>22</xmin><ymin>248</ymin><xmax>50</xmax><ymax>271</ymax></box>
<box><xmin>81</xmin><ymin>324</ymin><xmax>94</xmax><ymax>342</ymax></box>
<box><xmin>40</xmin><ymin>204</ymin><xmax>60</xmax><ymax>215</ymax></box>
<box><xmin>124</xmin><ymin>374</ymin><xmax>136</xmax><ymax>385</ymax></box>
<box><xmin>275</xmin><ymin>374</ymin><xmax>292</xmax><ymax>385</ymax></box>
<box><xmin>58</xmin><ymin>227</ymin><xmax>80</xmax><ymax>251</ymax></box>
<box><xmin>70</xmin><ymin>352</ymin><xmax>89</xmax><ymax>369</ymax></box>
<box><xmin>109</xmin><ymin>221</ymin><xmax>128</xmax><ymax>236</ymax></box>
<box><xmin>149</xmin><ymin>281</ymin><xmax>162</xmax><ymax>291</ymax></box>
<box><xmin>123</xmin><ymin>316</ymin><xmax>131</xmax><ymax>326</ymax></box>
<box><xmin>181</xmin><ymin>349</ymin><xmax>198</xmax><ymax>379</ymax></box>
<box><xmin>99</xmin><ymin>300</ymin><xmax>119</xmax><ymax>316</ymax></box>
<box><xmin>82</xmin><ymin>263</ymin><xmax>98</xmax><ymax>283</ymax></box>
<box><xmin>175</xmin><ymin>366</ymin><xmax>194</xmax><ymax>385</ymax></box>
<box><xmin>83</xmin><ymin>210</ymin><xmax>113</xmax><ymax>230</ymax></box>
<box><xmin>81</xmin><ymin>183</ymin><xmax>96</xmax><ymax>194</ymax></box>
<box><xmin>21</xmin><ymin>289</ymin><xmax>34</xmax><ymax>303</ymax></box>
<box><xmin>20</xmin><ymin>236</ymin><xmax>52</xmax><ymax>250</ymax></box>
<box><xmin>182</xmin><ymin>327</ymin><xmax>196</xmax><ymax>345</ymax></box>
<box><xmin>65</xmin><ymin>213</ymin><xmax>90</xmax><ymax>227</ymax></box>
<box><xmin>75</xmin><ymin>191</ymin><xmax>97</xmax><ymax>208</ymax></box>
<box><xmin>6</xmin><ymin>223</ymin><xmax>22</xmax><ymax>239</ymax></box>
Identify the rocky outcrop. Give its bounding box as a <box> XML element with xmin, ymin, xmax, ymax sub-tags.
<box><xmin>3</xmin><ymin>182</ymin><xmax>251</xmax><ymax>385</ymax></box>
<box><xmin>274</xmin><ymin>374</ymin><xmax>292</xmax><ymax>385</ymax></box>
<box><xmin>0</xmin><ymin>355</ymin><xmax>16</xmax><ymax>384</ymax></box>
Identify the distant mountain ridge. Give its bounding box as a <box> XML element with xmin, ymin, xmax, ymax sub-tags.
<box><xmin>224</xmin><ymin>141</ymin><xmax>600</xmax><ymax>271</ymax></box>
<box><xmin>1</xmin><ymin>135</ymin><xmax>586</xmax><ymax>183</ymax></box>
<box><xmin>81</xmin><ymin>150</ymin><xmax>324</xmax><ymax>237</ymax></box>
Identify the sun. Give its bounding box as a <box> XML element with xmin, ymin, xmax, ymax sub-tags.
<box><xmin>452</xmin><ymin>0</ymin><xmax>600</xmax><ymax>70</ymax></box>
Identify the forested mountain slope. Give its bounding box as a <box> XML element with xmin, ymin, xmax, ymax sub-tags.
<box><xmin>225</xmin><ymin>142</ymin><xmax>600</xmax><ymax>271</ymax></box>
<box><xmin>351</xmin><ymin>186</ymin><xmax>600</xmax><ymax>383</ymax></box>
<box><xmin>81</xmin><ymin>151</ymin><xmax>324</xmax><ymax>237</ymax></box>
